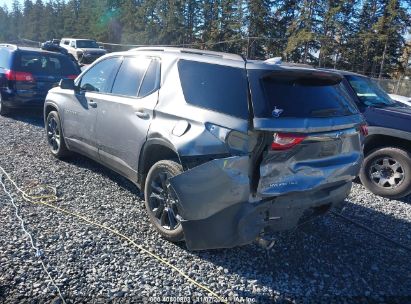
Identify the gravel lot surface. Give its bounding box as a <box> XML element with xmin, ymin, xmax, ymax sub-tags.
<box><xmin>0</xmin><ymin>112</ymin><xmax>410</xmax><ymax>303</ymax></box>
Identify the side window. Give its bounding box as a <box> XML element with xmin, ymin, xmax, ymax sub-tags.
<box><xmin>79</xmin><ymin>57</ymin><xmax>121</xmax><ymax>93</ymax></box>
<box><xmin>0</xmin><ymin>49</ymin><xmax>10</xmax><ymax>68</ymax></box>
<box><xmin>64</xmin><ymin>40</ymin><xmax>69</xmax><ymax>45</ymax></box>
<box><xmin>70</xmin><ymin>41</ymin><xmax>76</xmax><ymax>48</ymax></box>
<box><xmin>111</xmin><ymin>56</ymin><xmax>151</xmax><ymax>97</ymax></box>
<box><xmin>138</xmin><ymin>59</ymin><xmax>160</xmax><ymax>97</ymax></box>
<box><xmin>177</xmin><ymin>60</ymin><xmax>249</xmax><ymax>119</ymax></box>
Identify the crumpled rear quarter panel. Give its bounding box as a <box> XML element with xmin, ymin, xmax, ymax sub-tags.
<box><xmin>169</xmin><ymin>128</ymin><xmax>362</xmax><ymax>250</ymax></box>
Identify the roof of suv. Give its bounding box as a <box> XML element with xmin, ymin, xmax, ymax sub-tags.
<box><xmin>129</xmin><ymin>47</ymin><xmax>245</xmax><ymax>62</ymax></box>
<box><xmin>126</xmin><ymin>47</ymin><xmax>343</xmax><ymax>76</ymax></box>
<box><xmin>61</xmin><ymin>38</ymin><xmax>97</xmax><ymax>41</ymax></box>
<box><xmin>0</xmin><ymin>44</ymin><xmax>67</xmax><ymax>56</ymax></box>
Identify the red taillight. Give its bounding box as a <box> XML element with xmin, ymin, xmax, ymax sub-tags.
<box><xmin>5</xmin><ymin>70</ymin><xmax>35</xmax><ymax>82</ymax></box>
<box><xmin>359</xmin><ymin>124</ymin><xmax>368</xmax><ymax>136</ymax></box>
<box><xmin>65</xmin><ymin>75</ymin><xmax>78</xmax><ymax>80</ymax></box>
<box><xmin>271</xmin><ymin>133</ymin><xmax>306</xmax><ymax>150</ymax></box>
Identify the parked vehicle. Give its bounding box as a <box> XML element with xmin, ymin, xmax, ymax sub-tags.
<box><xmin>41</xmin><ymin>40</ymin><xmax>74</xmax><ymax>60</ymax></box>
<box><xmin>389</xmin><ymin>93</ymin><xmax>411</xmax><ymax>107</ymax></box>
<box><xmin>60</xmin><ymin>38</ymin><xmax>107</xmax><ymax>64</ymax></box>
<box><xmin>326</xmin><ymin>70</ymin><xmax>411</xmax><ymax>199</ymax></box>
<box><xmin>44</xmin><ymin>48</ymin><xmax>364</xmax><ymax>250</ymax></box>
<box><xmin>0</xmin><ymin>44</ymin><xmax>81</xmax><ymax>115</ymax></box>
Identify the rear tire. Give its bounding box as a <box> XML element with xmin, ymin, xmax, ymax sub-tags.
<box><xmin>0</xmin><ymin>94</ymin><xmax>10</xmax><ymax>116</ymax></box>
<box><xmin>360</xmin><ymin>147</ymin><xmax>411</xmax><ymax>199</ymax></box>
<box><xmin>144</xmin><ymin>160</ymin><xmax>184</xmax><ymax>242</ymax></box>
<box><xmin>46</xmin><ymin>111</ymin><xmax>70</xmax><ymax>159</ymax></box>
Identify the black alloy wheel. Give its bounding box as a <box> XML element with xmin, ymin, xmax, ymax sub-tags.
<box><xmin>144</xmin><ymin>160</ymin><xmax>184</xmax><ymax>242</ymax></box>
<box><xmin>46</xmin><ymin>111</ymin><xmax>69</xmax><ymax>158</ymax></box>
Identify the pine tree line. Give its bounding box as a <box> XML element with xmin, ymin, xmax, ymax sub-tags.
<box><xmin>0</xmin><ymin>0</ymin><xmax>410</xmax><ymax>78</ymax></box>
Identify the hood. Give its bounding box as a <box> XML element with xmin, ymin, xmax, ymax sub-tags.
<box><xmin>363</xmin><ymin>105</ymin><xmax>411</xmax><ymax>132</ymax></box>
<box><xmin>389</xmin><ymin>94</ymin><xmax>411</xmax><ymax>104</ymax></box>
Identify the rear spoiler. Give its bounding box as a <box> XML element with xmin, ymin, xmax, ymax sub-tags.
<box><xmin>261</xmin><ymin>70</ymin><xmax>343</xmax><ymax>85</ymax></box>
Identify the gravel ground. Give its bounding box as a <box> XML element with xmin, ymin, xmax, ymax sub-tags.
<box><xmin>0</xmin><ymin>112</ymin><xmax>410</xmax><ymax>303</ymax></box>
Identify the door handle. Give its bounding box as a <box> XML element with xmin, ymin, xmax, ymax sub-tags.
<box><xmin>88</xmin><ymin>100</ymin><xmax>97</xmax><ymax>108</ymax></box>
<box><xmin>135</xmin><ymin>111</ymin><xmax>150</xmax><ymax>119</ymax></box>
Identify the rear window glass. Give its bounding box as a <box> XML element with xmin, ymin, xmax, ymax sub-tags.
<box><xmin>249</xmin><ymin>70</ymin><xmax>358</xmax><ymax>118</ymax></box>
<box><xmin>139</xmin><ymin>59</ymin><xmax>160</xmax><ymax>97</ymax></box>
<box><xmin>178</xmin><ymin>60</ymin><xmax>248</xmax><ymax>119</ymax></box>
<box><xmin>111</xmin><ymin>57</ymin><xmax>151</xmax><ymax>97</ymax></box>
<box><xmin>14</xmin><ymin>51</ymin><xmax>80</xmax><ymax>76</ymax></box>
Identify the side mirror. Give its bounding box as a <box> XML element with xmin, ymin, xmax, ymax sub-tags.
<box><xmin>59</xmin><ymin>78</ymin><xmax>76</xmax><ymax>90</ymax></box>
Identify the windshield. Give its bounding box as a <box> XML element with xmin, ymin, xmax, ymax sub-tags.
<box><xmin>346</xmin><ymin>75</ymin><xmax>396</xmax><ymax>107</ymax></box>
<box><xmin>76</xmin><ymin>40</ymin><xmax>100</xmax><ymax>49</ymax></box>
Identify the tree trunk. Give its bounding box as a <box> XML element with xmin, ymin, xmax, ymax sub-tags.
<box><xmin>378</xmin><ymin>39</ymin><xmax>388</xmax><ymax>79</ymax></box>
<box><xmin>303</xmin><ymin>41</ymin><xmax>308</xmax><ymax>63</ymax></box>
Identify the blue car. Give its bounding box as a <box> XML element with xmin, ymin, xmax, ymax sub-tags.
<box><xmin>0</xmin><ymin>44</ymin><xmax>80</xmax><ymax>115</ymax></box>
<box><xmin>325</xmin><ymin>69</ymin><xmax>411</xmax><ymax>199</ymax></box>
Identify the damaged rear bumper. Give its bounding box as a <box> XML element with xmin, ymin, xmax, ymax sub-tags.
<box><xmin>170</xmin><ymin>154</ymin><xmax>360</xmax><ymax>250</ymax></box>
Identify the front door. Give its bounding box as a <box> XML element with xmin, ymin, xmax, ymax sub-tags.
<box><xmin>62</xmin><ymin>57</ymin><xmax>121</xmax><ymax>159</ymax></box>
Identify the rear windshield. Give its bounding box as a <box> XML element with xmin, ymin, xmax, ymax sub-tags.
<box><xmin>249</xmin><ymin>70</ymin><xmax>359</xmax><ymax>118</ymax></box>
<box><xmin>14</xmin><ymin>51</ymin><xmax>80</xmax><ymax>76</ymax></box>
<box><xmin>178</xmin><ymin>60</ymin><xmax>249</xmax><ymax>119</ymax></box>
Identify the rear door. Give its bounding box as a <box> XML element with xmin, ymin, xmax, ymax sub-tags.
<box><xmin>95</xmin><ymin>55</ymin><xmax>160</xmax><ymax>180</ymax></box>
<box><xmin>62</xmin><ymin>57</ymin><xmax>121</xmax><ymax>159</ymax></box>
<box><xmin>247</xmin><ymin>68</ymin><xmax>364</xmax><ymax>196</ymax></box>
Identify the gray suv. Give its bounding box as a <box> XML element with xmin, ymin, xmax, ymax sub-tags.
<box><xmin>44</xmin><ymin>48</ymin><xmax>365</xmax><ymax>250</ymax></box>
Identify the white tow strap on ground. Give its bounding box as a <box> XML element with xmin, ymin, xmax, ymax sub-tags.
<box><xmin>0</xmin><ymin>173</ymin><xmax>67</xmax><ymax>304</ymax></box>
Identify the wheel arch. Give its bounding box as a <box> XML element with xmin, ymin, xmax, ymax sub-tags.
<box><xmin>44</xmin><ymin>102</ymin><xmax>69</xmax><ymax>146</ymax></box>
<box><xmin>138</xmin><ymin>138</ymin><xmax>181</xmax><ymax>188</ymax></box>
<box><xmin>44</xmin><ymin>102</ymin><xmax>60</xmax><ymax>123</ymax></box>
<box><xmin>364</xmin><ymin>134</ymin><xmax>411</xmax><ymax>156</ymax></box>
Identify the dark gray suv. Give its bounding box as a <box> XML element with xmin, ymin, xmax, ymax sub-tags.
<box><xmin>44</xmin><ymin>47</ymin><xmax>365</xmax><ymax>250</ymax></box>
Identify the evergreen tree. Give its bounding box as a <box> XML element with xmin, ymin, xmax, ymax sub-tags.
<box><xmin>0</xmin><ymin>6</ymin><xmax>10</xmax><ymax>41</ymax></box>
<box><xmin>247</xmin><ymin>0</ymin><xmax>270</xmax><ymax>59</ymax></box>
<box><xmin>285</xmin><ymin>0</ymin><xmax>322</xmax><ymax>63</ymax></box>
<box><xmin>0</xmin><ymin>0</ymin><xmax>408</xmax><ymax>79</ymax></box>
<box><xmin>10</xmin><ymin>0</ymin><xmax>23</xmax><ymax>41</ymax></box>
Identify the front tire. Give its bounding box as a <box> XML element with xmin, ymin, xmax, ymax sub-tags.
<box><xmin>144</xmin><ymin>160</ymin><xmax>184</xmax><ymax>242</ymax></box>
<box><xmin>360</xmin><ymin>147</ymin><xmax>411</xmax><ymax>199</ymax></box>
<box><xmin>46</xmin><ymin>111</ymin><xmax>70</xmax><ymax>159</ymax></box>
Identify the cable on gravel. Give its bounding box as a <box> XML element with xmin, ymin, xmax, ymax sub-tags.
<box><xmin>0</xmin><ymin>165</ymin><xmax>227</xmax><ymax>303</ymax></box>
